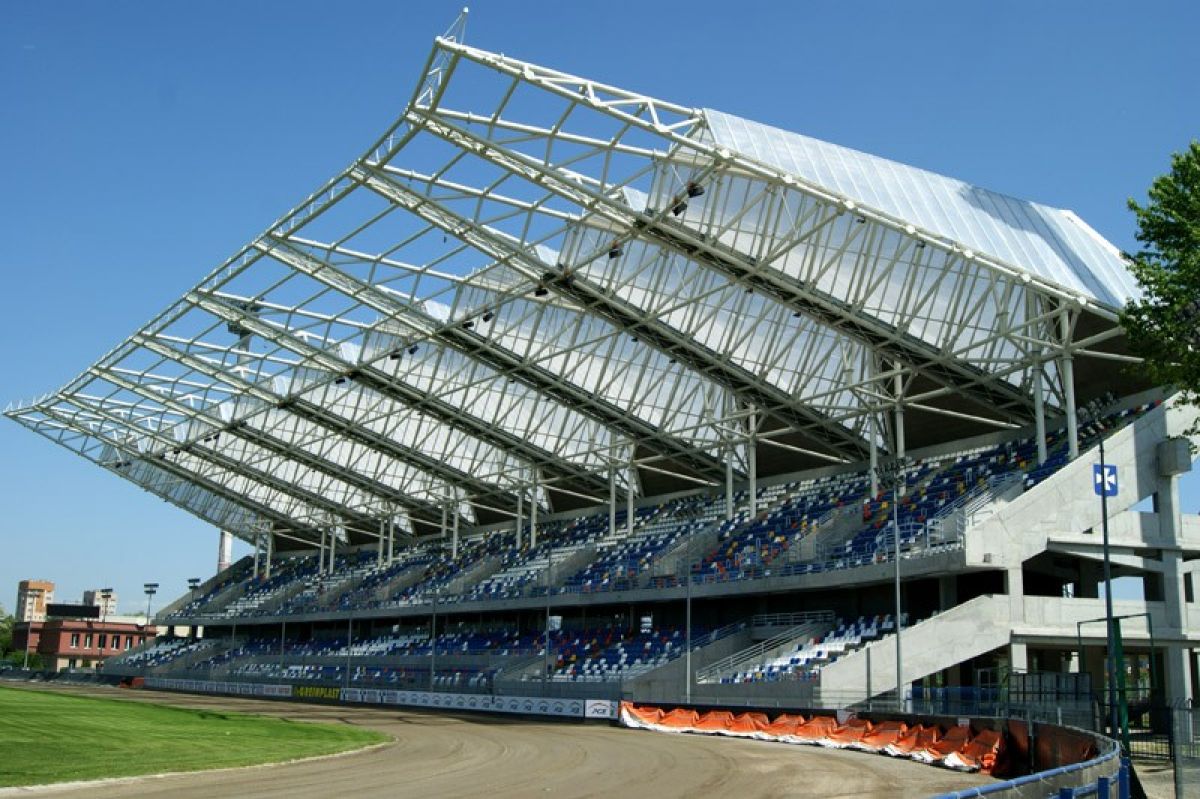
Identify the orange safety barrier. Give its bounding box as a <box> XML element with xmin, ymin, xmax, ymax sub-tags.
<box><xmin>824</xmin><ymin>716</ymin><xmax>873</xmax><ymax>747</ymax></box>
<box><xmin>657</xmin><ymin>707</ymin><xmax>701</xmax><ymax>730</ymax></box>
<box><xmin>694</xmin><ymin>710</ymin><xmax>737</xmax><ymax>733</ymax></box>
<box><xmin>945</xmin><ymin>728</ymin><xmax>1006</xmax><ymax>774</ymax></box>
<box><xmin>785</xmin><ymin>714</ymin><xmax>839</xmax><ymax>743</ymax></box>
<box><xmin>620</xmin><ymin>702</ymin><xmax>663</xmax><ymax>728</ymax></box>
<box><xmin>726</xmin><ymin>712</ymin><xmax>770</xmax><ymax>736</ymax></box>
<box><xmin>853</xmin><ymin>719</ymin><xmax>907</xmax><ymax>752</ymax></box>
<box><xmin>912</xmin><ymin>724</ymin><xmax>972</xmax><ymax>764</ymax></box>
<box><xmin>883</xmin><ymin>724</ymin><xmax>941</xmax><ymax>757</ymax></box>
<box><xmin>760</xmin><ymin>713</ymin><xmax>807</xmax><ymax>738</ymax></box>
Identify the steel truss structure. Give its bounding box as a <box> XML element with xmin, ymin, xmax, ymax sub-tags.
<box><xmin>5</xmin><ymin>16</ymin><xmax>1146</xmax><ymax>549</ymax></box>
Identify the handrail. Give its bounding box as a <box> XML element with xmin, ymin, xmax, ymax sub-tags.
<box><xmin>695</xmin><ymin>613</ymin><xmax>834</xmax><ymax>683</ymax></box>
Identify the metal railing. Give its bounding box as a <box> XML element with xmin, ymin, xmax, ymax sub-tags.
<box><xmin>694</xmin><ymin>611</ymin><xmax>834</xmax><ymax>684</ymax></box>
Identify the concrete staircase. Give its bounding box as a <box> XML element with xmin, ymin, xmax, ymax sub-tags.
<box><xmin>816</xmin><ymin>594</ymin><xmax>1012</xmax><ymax>707</ymax></box>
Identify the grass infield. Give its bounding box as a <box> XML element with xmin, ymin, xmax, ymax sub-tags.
<box><xmin>0</xmin><ymin>685</ymin><xmax>388</xmax><ymax>787</ymax></box>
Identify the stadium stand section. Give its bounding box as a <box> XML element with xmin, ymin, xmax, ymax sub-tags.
<box><xmin>7</xmin><ymin>21</ymin><xmax>1198</xmax><ymax>793</ymax></box>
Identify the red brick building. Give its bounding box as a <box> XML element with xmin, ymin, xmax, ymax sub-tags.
<box><xmin>14</xmin><ymin>618</ymin><xmax>158</xmax><ymax>672</ymax></box>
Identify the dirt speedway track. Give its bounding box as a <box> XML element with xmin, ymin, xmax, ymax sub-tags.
<box><xmin>7</xmin><ymin>684</ymin><xmax>992</xmax><ymax>798</ymax></box>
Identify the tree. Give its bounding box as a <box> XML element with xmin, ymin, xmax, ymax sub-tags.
<box><xmin>1121</xmin><ymin>141</ymin><xmax>1200</xmax><ymax>436</ymax></box>
<box><xmin>0</xmin><ymin>605</ymin><xmax>12</xmax><ymax>655</ymax></box>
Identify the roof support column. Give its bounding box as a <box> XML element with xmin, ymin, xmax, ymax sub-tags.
<box><xmin>451</xmin><ymin>499</ymin><xmax>460</xmax><ymax>560</ymax></box>
<box><xmin>626</xmin><ymin>449</ymin><xmax>636</xmax><ymax>538</ymax></box>
<box><xmin>318</xmin><ymin>529</ymin><xmax>327</xmax><ymax>575</ymax></box>
<box><xmin>328</xmin><ymin>528</ymin><xmax>337</xmax><ymax>576</ymax></box>
<box><xmin>377</xmin><ymin>518</ymin><xmax>386</xmax><ymax>566</ymax></box>
<box><xmin>264</xmin><ymin>532</ymin><xmax>273</xmax><ymax>580</ymax></box>
<box><xmin>530</xmin><ymin>472</ymin><xmax>539</xmax><ymax>550</ymax></box>
<box><xmin>608</xmin><ymin>453</ymin><xmax>617</xmax><ymax>539</ymax></box>
<box><xmin>515</xmin><ymin>488</ymin><xmax>524</xmax><ymax>550</ymax></box>
<box><xmin>218</xmin><ymin>531</ymin><xmax>232</xmax><ymax>575</ymax></box>
<box><xmin>252</xmin><ymin>532</ymin><xmax>262</xmax><ymax>580</ymax></box>
<box><xmin>440</xmin><ymin>501</ymin><xmax>448</xmax><ymax>546</ymax></box>
<box><xmin>869</xmin><ymin>422</ymin><xmax>879</xmax><ymax>498</ymax></box>
<box><xmin>388</xmin><ymin>515</ymin><xmax>397</xmax><ymax>565</ymax></box>
<box><xmin>1060</xmin><ymin>310</ymin><xmax>1079</xmax><ymax>460</ymax></box>
<box><xmin>1028</xmin><ymin>292</ymin><xmax>1048</xmax><ymax>466</ymax></box>
<box><xmin>725</xmin><ymin>444</ymin><xmax>735</xmax><ymax>521</ymax></box>
<box><xmin>747</xmin><ymin>406</ymin><xmax>759</xmax><ymax>517</ymax></box>
<box><xmin>894</xmin><ymin>369</ymin><xmax>906</xmax><ymax>464</ymax></box>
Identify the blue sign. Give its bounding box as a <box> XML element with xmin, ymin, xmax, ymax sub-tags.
<box><xmin>1093</xmin><ymin>464</ymin><xmax>1118</xmax><ymax>497</ymax></box>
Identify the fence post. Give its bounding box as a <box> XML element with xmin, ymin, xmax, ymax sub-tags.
<box><xmin>1058</xmin><ymin>787</ymin><xmax>1075</xmax><ymax>799</ymax></box>
<box><xmin>1096</xmin><ymin>775</ymin><xmax>1109</xmax><ymax>799</ymax></box>
<box><xmin>1118</xmin><ymin>757</ymin><xmax>1131</xmax><ymax>799</ymax></box>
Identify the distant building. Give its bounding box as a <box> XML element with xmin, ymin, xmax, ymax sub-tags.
<box><xmin>15</xmin><ymin>580</ymin><xmax>54</xmax><ymax>622</ymax></box>
<box><xmin>82</xmin><ymin>589</ymin><xmax>119</xmax><ymax>618</ymax></box>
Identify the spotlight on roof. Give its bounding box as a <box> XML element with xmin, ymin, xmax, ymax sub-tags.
<box><xmin>671</xmin><ymin>201</ymin><xmax>688</xmax><ymax>217</ymax></box>
<box><xmin>534</xmin><ymin>284</ymin><xmax>549</xmax><ymax>297</ymax></box>
<box><xmin>407</xmin><ymin>344</ymin><xmax>419</xmax><ymax>355</ymax></box>
<box><xmin>389</xmin><ymin>350</ymin><xmax>402</xmax><ymax>360</ymax></box>
<box><xmin>686</xmin><ymin>181</ymin><xmax>705</xmax><ymax>198</ymax></box>
<box><xmin>482</xmin><ymin>310</ymin><xmax>495</xmax><ymax>323</ymax></box>
<box><xmin>334</xmin><ymin>376</ymin><xmax>347</xmax><ymax>385</ymax></box>
<box><xmin>462</xmin><ymin>320</ymin><xmax>475</xmax><ymax>329</ymax></box>
<box><xmin>608</xmin><ymin>245</ymin><xmax>623</xmax><ymax>259</ymax></box>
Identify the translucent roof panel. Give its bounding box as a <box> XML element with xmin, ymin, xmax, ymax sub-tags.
<box><xmin>703</xmin><ymin>109</ymin><xmax>1138</xmax><ymax>309</ymax></box>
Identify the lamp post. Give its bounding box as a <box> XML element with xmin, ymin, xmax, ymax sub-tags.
<box><xmin>1097</xmin><ymin>431</ymin><xmax>1121</xmax><ymax>745</ymax></box>
<box><xmin>685</xmin><ymin>555</ymin><xmax>693</xmax><ymax>705</ymax></box>
<box><xmin>143</xmin><ymin>583</ymin><xmax>158</xmax><ymax>628</ymax></box>
<box><xmin>22</xmin><ymin>587</ymin><xmax>44</xmax><ymax>670</ymax></box>
<box><xmin>187</xmin><ymin>577</ymin><xmax>201</xmax><ymax>597</ymax></box>
<box><xmin>875</xmin><ymin>456</ymin><xmax>908</xmax><ymax>710</ymax></box>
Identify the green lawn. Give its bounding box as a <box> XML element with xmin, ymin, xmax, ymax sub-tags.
<box><xmin>0</xmin><ymin>685</ymin><xmax>387</xmax><ymax>787</ymax></box>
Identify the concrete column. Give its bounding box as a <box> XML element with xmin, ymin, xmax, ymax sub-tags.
<box><xmin>319</xmin><ymin>529</ymin><xmax>327</xmax><ymax>574</ymax></box>
<box><xmin>893</xmin><ymin>370</ymin><xmax>906</xmax><ymax>462</ymax></box>
<box><xmin>1077</xmin><ymin>560</ymin><xmax>1102</xmax><ymax>599</ymax></box>
<box><xmin>252</xmin><ymin>532</ymin><xmax>261</xmax><ymax>578</ymax></box>
<box><xmin>217</xmin><ymin>530</ymin><xmax>233</xmax><ymax>574</ymax></box>
<box><xmin>1009</xmin><ymin>641</ymin><xmax>1029</xmax><ymax>674</ymax></box>
<box><xmin>1006</xmin><ymin>565</ymin><xmax>1025</xmax><ymax>621</ymax></box>
<box><xmin>938</xmin><ymin>575</ymin><xmax>958</xmax><ymax>612</ymax></box>
<box><xmin>451</xmin><ymin>503</ymin><xmax>459</xmax><ymax>560</ymax></box>
<box><xmin>1157</xmin><ymin>441</ymin><xmax>1194</xmax><ymax>707</ymax></box>
<box><xmin>264</xmin><ymin>533</ymin><xmax>273</xmax><ymax>580</ymax></box>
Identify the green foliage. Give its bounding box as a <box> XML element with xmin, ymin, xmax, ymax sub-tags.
<box><xmin>1121</xmin><ymin>141</ymin><xmax>1200</xmax><ymax>431</ymax></box>
<box><xmin>0</xmin><ymin>686</ymin><xmax>387</xmax><ymax>787</ymax></box>
<box><xmin>0</xmin><ymin>606</ymin><xmax>11</xmax><ymax>655</ymax></box>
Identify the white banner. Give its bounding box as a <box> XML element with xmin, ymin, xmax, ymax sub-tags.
<box><xmin>145</xmin><ymin>678</ymin><xmax>609</xmax><ymax>720</ymax></box>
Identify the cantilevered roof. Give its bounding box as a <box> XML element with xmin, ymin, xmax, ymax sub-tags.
<box><xmin>4</xmin><ymin>20</ymin><xmax>1147</xmax><ymax>550</ymax></box>
<box><xmin>703</xmin><ymin>109</ymin><xmax>1138</xmax><ymax>308</ymax></box>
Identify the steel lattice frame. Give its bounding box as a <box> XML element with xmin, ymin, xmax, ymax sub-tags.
<box><xmin>4</xmin><ymin>19</ymin><xmax>1141</xmax><ymax>548</ymax></box>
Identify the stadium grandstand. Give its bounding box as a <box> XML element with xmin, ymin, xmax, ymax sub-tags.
<box><xmin>5</xmin><ymin>14</ymin><xmax>1197</xmax><ymax>785</ymax></box>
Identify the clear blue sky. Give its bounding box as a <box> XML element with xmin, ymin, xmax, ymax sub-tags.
<box><xmin>1</xmin><ymin>1</ymin><xmax>1196</xmax><ymax>615</ymax></box>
